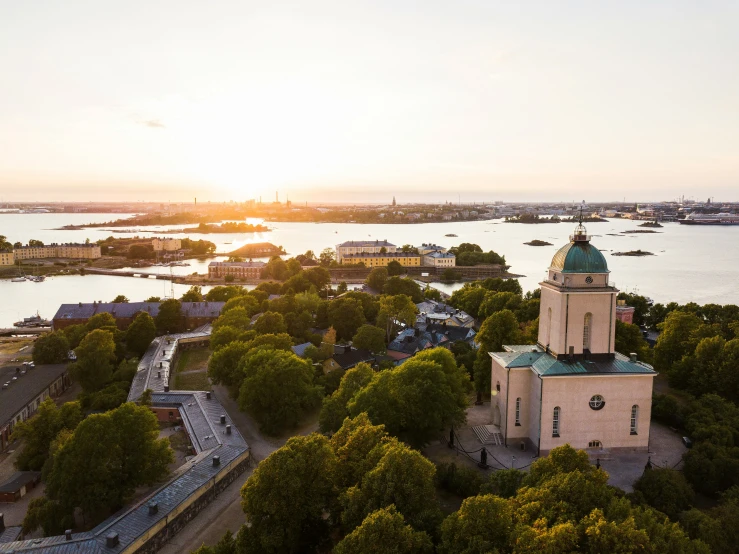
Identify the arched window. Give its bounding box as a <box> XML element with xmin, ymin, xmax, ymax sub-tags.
<box><xmin>515</xmin><ymin>398</ymin><xmax>521</xmax><ymax>426</ymax></box>
<box><xmin>552</xmin><ymin>406</ymin><xmax>560</xmax><ymax>437</ymax></box>
<box><xmin>583</xmin><ymin>312</ymin><xmax>592</xmax><ymax>351</ymax></box>
<box><xmin>631</xmin><ymin>405</ymin><xmax>639</xmax><ymax>435</ymax></box>
<box><xmin>546</xmin><ymin>307</ymin><xmax>552</xmax><ymax>346</ymax></box>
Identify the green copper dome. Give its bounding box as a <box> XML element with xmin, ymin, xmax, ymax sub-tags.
<box><xmin>550</xmin><ymin>240</ymin><xmax>609</xmax><ymax>273</ymax></box>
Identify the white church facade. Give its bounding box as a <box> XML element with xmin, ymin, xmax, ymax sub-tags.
<box><xmin>489</xmin><ymin>222</ymin><xmax>656</xmax><ymax>455</ymax></box>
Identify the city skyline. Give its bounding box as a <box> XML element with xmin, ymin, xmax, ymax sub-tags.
<box><xmin>1</xmin><ymin>1</ymin><xmax>738</xmax><ymax>202</ymax></box>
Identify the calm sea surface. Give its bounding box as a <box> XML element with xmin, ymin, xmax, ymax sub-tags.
<box><xmin>1</xmin><ymin>213</ymin><xmax>738</xmax><ymax>327</ymax></box>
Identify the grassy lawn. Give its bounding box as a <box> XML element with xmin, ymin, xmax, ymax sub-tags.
<box><xmin>173</xmin><ymin>370</ymin><xmax>211</xmax><ymax>391</ymax></box>
<box><xmin>176</xmin><ymin>348</ymin><xmax>211</xmax><ymax>374</ymax></box>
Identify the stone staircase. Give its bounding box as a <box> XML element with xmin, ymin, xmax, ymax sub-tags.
<box><xmin>472</xmin><ymin>425</ymin><xmax>503</xmax><ymax>446</ymax></box>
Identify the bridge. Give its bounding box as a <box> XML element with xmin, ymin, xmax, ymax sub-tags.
<box><xmin>0</xmin><ymin>327</ymin><xmax>50</xmax><ymax>336</ymax></box>
<box><xmin>84</xmin><ymin>267</ymin><xmax>172</xmax><ymax>279</ymax></box>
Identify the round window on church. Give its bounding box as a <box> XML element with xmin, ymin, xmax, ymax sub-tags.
<box><xmin>589</xmin><ymin>395</ymin><xmax>605</xmax><ymax>410</ymax></box>
<box><xmin>585</xmin><ymin>276</ymin><xmax>593</xmax><ymax>284</ymax></box>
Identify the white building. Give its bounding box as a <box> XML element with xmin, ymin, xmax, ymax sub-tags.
<box><xmin>335</xmin><ymin>240</ymin><xmax>396</xmax><ymax>263</ymax></box>
<box><xmin>152</xmin><ymin>238</ymin><xmax>182</xmax><ymax>252</ymax></box>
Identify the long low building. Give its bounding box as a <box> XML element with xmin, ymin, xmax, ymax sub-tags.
<box><xmin>208</xmin><ymin>261</ymin><xmax>265</xmax><ymax>279</ymax></box>
<box><xmin>336</xmin><ymin>239</ymin><xmax>396</xmax><ymax>263</ymax></box>
<box><xmin>52</xmin><ymin>301</ymin><xmax>225</xmax><ymax>330</ymax></box>
<box><xmin>0</xmin><ymin>327</ymin><xmax>251</xmax><ymax>554</ymax></box>
<box><xmin>341</xmin><ymin>252</ymin><xmax>421</xmax><ymax>268</ymax></box>
<box><xmin>14</xmin><ymin>243</ymin><xmax>101</xmax><ymax>260</ymax></box>
<box><xmin>1</xmin><ymin>363</ymin><xmax>71</xmax><ymax>452</ymax></box>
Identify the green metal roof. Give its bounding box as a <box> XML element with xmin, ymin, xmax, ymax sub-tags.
<box><xmin>492</xmin><ymin>348</ymin><xmax>656</xmax><ymax>376</ymax></box>
<box><xmin>550</xmin><ymin>241</ymin><xmax>609</xmax><ymax>274</ymax></box>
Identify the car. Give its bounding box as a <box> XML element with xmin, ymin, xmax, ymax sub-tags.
<box><xmin>682</xmin><ymin>436</ymin><xmax>693</xmax><ymax>448</ymax></box>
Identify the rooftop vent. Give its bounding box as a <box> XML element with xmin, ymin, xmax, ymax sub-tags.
<box><xmin>206</xmin><ymin>391</ymin><xmax>211</xmax><ymax>400</ymax></box>
<box><xmin>630</xmin><ymin>352</ymin><xmax>638</xmax><ymax>362</ymax></box>
<box><xmin>0</xmin><ymin>512</ymin><xmax>4</xmax><ymax>532</ymax></box>
<box><xmin>164</xmin><ymin>385</ymin><xmax>169</xmax><ymax>392</ymax></box>
<box><xmin>212</xmin><ymin>455</ymin><xmax>221</xmax><ymax>467</ymax></box>
<box><xmin>65</xmin><ymin>529</ymin><xmax>72</xmax><ymax>541</ymax></box>
<box><xmin>226</xmin><ymin>424</ymin><xmax>232</xmax><ymax>435</ymax></box>
<box><xmin>106</xmin><ymin>532</ymin><xmax>119</xmax><ymax>548</ymax></box>
<box><xmin>148</xmin><ymin>501</ymin><xmax>159</xmax><ymax>515</ymax></box>
<box><xmin>220</xmin><ymin>414</ymin><xmax>226</xmax><ymax>424</ymax></box>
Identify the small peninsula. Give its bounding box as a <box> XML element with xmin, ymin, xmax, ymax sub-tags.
<box><xmin>524</xmin><ymin>240</ymin><xmax>553</xmax><ymax>246</ymax></box>
<box><xmin>612</xmin><ymin>250</ymin><xmax>654</xmax><ymax>256</ymax></box>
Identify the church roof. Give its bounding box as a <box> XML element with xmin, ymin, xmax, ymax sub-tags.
<box><xmin>550</xmin><ymin>241</ymin><xmax>609</xmax><ymax>273</ymax></box>
<box><xmin>491</xmin><ymin>349</ymin><xmax>655</xmax><ymax>377</ymax></box>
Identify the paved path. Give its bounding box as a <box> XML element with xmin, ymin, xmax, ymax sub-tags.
<box><xmin>159</xmin><ymin>385</ymin><xmax>318</xmax><ymax>554</ymax></box>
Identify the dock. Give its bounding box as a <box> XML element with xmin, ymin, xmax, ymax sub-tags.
<box><xmin>0</xmin><ymin>327</ymin><xmax>50</xmax><ymax>336</ymax></box>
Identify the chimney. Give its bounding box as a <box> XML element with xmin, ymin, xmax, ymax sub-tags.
<box><xmin>220</xmin><ymin>414</ymin><xmax>226</xmax><ymax>424</ymax></box>
<box><xmin>148</xmin><ymin>501</ymin><xmax>159</xmax><ymax>515</ymax></box>
<box><xmin>206</xmin><ymin>391</ymin><xmax>211</xmax><ymax>400</ymax></box>
<box><xmin>65</xmin><ymin>529</ymin><xmax>72</xmax><ymax>541</ymax></box>
<box><xmin>106</xmin><ymin>532</ymin><xmax>120</xmax><ymax>548</ymax></box>
<box><xmin>213</xmin><ymin>455</ymin><xmax>221</xmax><ymax>467</ymax></box>
<box><xmin>164</xmin><ymin>385</ymin><xmax>169</xmax><ymax>392</ymax></box>
<box><xmin>630</xmin><ymin>352</ymin><xmax>638</xmax><ymax>362</ymax></box>
<box><xmin>226</xmin><ymin>424</ymin><xmax>232</xmax><ymax>435</ymax></box>
<box><xmin>0</xmin><ymin>512</ymin><xmax>4</xmax><ymax>532</ymax></box>
<box><xmin>157</xmin><ymin>371</ymin><xmax>161</xmax><ymax>379</ymax></box>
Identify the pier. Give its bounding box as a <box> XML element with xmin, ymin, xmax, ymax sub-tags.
<box><xmin>0</xmin><ymin>327</ymin><xmax>50</xmax><ymax>336</ymax></box>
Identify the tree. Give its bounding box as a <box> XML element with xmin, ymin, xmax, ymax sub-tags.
<box><xmin>341</xmin><ymin>441</ymin><xmax>442</xmax><ymax>535</ymax></box>
<box><xmin>653</xmin><ymin>310</ymin><xmax>703</xmax><ymax>372</ymax></box>
<box><xmin>480</xmin><ymin>468</ymin><xmax>524</xmax><ymax>498</ymax></box>
<box><xmin>240</xmin><ymin>434</ymin><xmax>338</xmax><ymax>552</ymax></box>
<box><xmin>210</xmin><ymin>326</ymin><xmax>255</xmax><ymax>351</ymax></box>
<box><xmin>128</xmin><ymin>243</ymin><xmax>154</xmax><ymax>259</ymax></box>
<box><xmin>33</xmin><ymin>331</ymin><xmax>70</xmax><ymax>364</ymax></box>
<box><xmin>29</xmin><ymin>238</ymin><xmax>44</xmax><ymax>247</ymax></box>
<box><xmin>335</xmin><ymin>506</ymin><xmax>433</xmax><ymax>554</ymax></box>
<box><xmin>254</xmin><ymin>311</ymin><xmax>288</xmax><ymax>335</ymax></box>
<box><xmin>208</xmin><ymin>341</ymin><xmax>252</xmax><ymax>390</ymax></box>
<box><xmin>349</xmin><ymin>351</ymin><xmax>469</xmax><ymax>447</ymax></box>
<box><xmin>214</xmin><ymin>306</ymin><xmax>253</xmax><ymax>332</ymax></box>
<box><xmin>319</xmin><ymin>363</ymin><xmax>375</xmax><ymax>433</ymax></box>
<box><xmin>125</xmin><ymin>311</ymin><xmax>157</xmax><ymax>357</ymax></box>
<box><xmin>336</xmin><ymin>281</ymin><xmax>348</xmax><ymax>294</ymax></box>
<box><xmin>206</xmin><ymin>285</ymin><xmax>246</xmax><ymax>302</ymax></box>
<box><xmin>85</xmin><ymin>312</ymin><xmax>117</xmax><ymax>332</ymax></box>
<box><xmin>238</xmin><ymin>350</ymin><xmax>322</xmax><ymax>435</ymax></box>
<box><xmin>319</xmin><ymin>247</ymin><xmax>335</xmax><ymax>266</ymax></box>
<box><xmin>145</xmin><ymin>296</ymin><xmax>161</xmax><ymax>302</ymax></box>
<box><xmin>181</xmin><ymin>285</ymin><xmax>204</xmax><ymax>302</ymax></box>
<box><xmin>352</xmin><ymin>324</ymin><xmax>386</xmax><ymax>354</ymax></box>
<box><xmin>305</xmin><ymin>266</ymin><xmax>331</xmax><ymax>290</ymax></box>
<box><xmin>62</xmin><ymin>324</ymin><xmax>87</xmax><ymax>349</ymax></box>
<box><xmin>111</xmin><ymin>294</ymin><xmax>129</xmax><ymax>303</ymax></box>
<box><xmin>71</xmin><ymin>329</ymin><xmax>117</xmax><ymax>393</ymax></box>
<box><xmin>473</xmin><ymin>310</ymin><xmax>521</xmax><ymax>394</ymax></box>
<box><xmin>328</xmin><ymin>298</ymin><xmax>366</xmax><ymax>341</ymax></box>
<box><xmin>366</xmin><ymin>267</ymin><xmax>388</xmax><ymax>292</ymax></box>
<box><xmin>633</xmin><ymin>468</ymin><xmax>694</xmax><ymax>520</ymax></box>
<box><xmin>615</xmin><ymin>320</ymin><xmax>651</xmax><ymax>363</ymax></box>
<box><xmin>42</xmin><ymin>403</ymin><xmax>172</xmax><ymax>526</ymax></box>
<box><xmin>387</xmin><ymin>260</ymin><xmax>404</xmax><ymax>276</ymax></box>
<box><xmin>11</xmin><ymin>399</ymin><xmax>83</xmax><ymax>472</ymax></box>
<box><xmin>384</xmin><ymin>277</ymin><xmax>422</xmax><ymax>302</ymax></box>
<box><xmin>222</xmin><ymin>294</ymin><xmax>259</xmax><ymax>316</ymax></box>
<box><xmin>377</xmin><ymin>294</ymin><xmax>418</xmax><ymax>343</ymax></box>
<box><xmin>155</xmin><ymin>298</ymin><xmax>184</xmax><ymax>333</ymax></box>
<box><xmin>439</xmin><ymin>494</ymin><xmax>512</xmax><ymax>554</ymax></box>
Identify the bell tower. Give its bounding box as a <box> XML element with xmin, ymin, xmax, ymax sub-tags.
<box><xmin>537</xmin><ymin>219</ymin><xmax>617</xmax><ymax>360</ymax></box>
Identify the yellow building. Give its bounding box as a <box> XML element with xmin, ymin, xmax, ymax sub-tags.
<box><xmin>152</xmin><ymin>237</ymin><xmax>182</xmax><ymax>251</ymax></box>
<box><xmin>341</xmin><ymin>252</ymin><xmax>421</xmax><ymax>268</ymax></box>
<box><xmin>14</xmin><ymin>243</ymin><xmax>101</xmax><ymax>260</ymax></box>
<box><xmin>336</xmin><ymin>240</ymin><xmax>396</xmax><ymax>263</ymax></box>
<box><xmin>0</xmin><ymin>251</ymin><xmax>14</xmax><ymax>266</ymax></box>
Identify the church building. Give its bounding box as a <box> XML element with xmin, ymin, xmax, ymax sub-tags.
<box><xmin>489</xmin><ymin>222</ymin><xmax>656</xmax><ymax>455</ymax></box>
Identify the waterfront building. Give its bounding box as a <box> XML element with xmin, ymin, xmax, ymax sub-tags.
<box><xmin>422</xmin><ymin>251</ymin><xmax>456</xmax><ymax>268</ymax></box>
<box><xmin>152</xmin><ymin>237</ymin><xmax>182</xmax><ymax>251</ymax></box>
<box><xmin>335</xmin><ymin>240</ymin><xmax>396</xmax><ymax>263</ymax></box>
<box><xmin>208</xmin><ymin>261</ymin><xmax>265</xmax><ymax>279</ymax></box>
<box><xmin>0</xmin><ymin>251</ymin><xmax>14</xmax><ymax>266</ymax></box>
<box><xmin>341</xmin><ymin>252</ymin><xmax>420</xmax><ymax>268</ymax></box>
<box><xmin>417</xmin><ymin>244</ymin><xmax>448</xmax><ymax>255</ymax></box>
<box><xmin>0</xmin><ymin>364</ymin><xmax>71</xmax><ymax>452</ymax></box>
<box><xmin>488</xmin><ymin>222</ymin><xmax>656</xmax><ymax>455</ymax></box>
<box><xmin>615</xmin><ymin>300</ymin><xmax>636</xmax><ymax>324</ymax></box>
<box><xmin>14</xmin><ymin>243</ymin><xmax>101</xmax><ymax>260</ymax></box>
<box><xmin>52</xmin><ymin>301</ymin><xmax>225</xmax><ymax>331</ymax></box>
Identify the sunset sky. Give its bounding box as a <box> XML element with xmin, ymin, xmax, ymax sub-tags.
<box><xmin>1</xmin><ymin>1</ymin><xmax>737</xmax><ymax>203</ymax></box>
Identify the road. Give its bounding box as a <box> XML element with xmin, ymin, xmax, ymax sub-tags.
<box><xmin>158</xmin><ymin>385</ymin><xmax>319</xmax><ymax>554</ymax></box>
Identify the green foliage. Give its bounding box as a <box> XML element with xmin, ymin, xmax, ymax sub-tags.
<box><xmin>125</xmin><ymin>311</ymin><xmax>157</xmax><ymax>357</ymax></box>
<box><xmin>62</xmin><ymin>324</ymin><xmax>87</xmax><ymax>349</ymax></box>
<box><xmin>377</xmin><ymin>294</ymin><xmax>418</xmax><ymax>343</ymax></box>
<box><xmin>33</xmin><ymin>403</ymin><xmax>172</xmax><ymax>530</ymax></box>
<box><xmin>85</xmin><ymin>311</ymin><xmax>117</xmax><ymax>331</ymax></box>
<box><xmin>71</xmin><ymin>328</ymin><xmax>117</xmax><ymax>393</ymax></box>
<box><xmin>213</xmin><ymin>306</ymin><xmax>253</xmax><ymax>332</ymax></box>
<box><xmin>111</xmin><ymin>294</ymin><xmax>129</xmax><ymax>303</ymax></box>
<box><xmin>128</xmin><ymin>243</ymin><xmax>154</xmax><ymax>259</ymax></box>
<box><xmin>207</xmin><ymin>341</ymin><xmax>252</xmax><ymax>389</ymax></box>
<box><xmin>240</xmin><ymin>434</ymin><xmax>338</xmax><ymax>553</ymax></box>
<box><xmin>328</xmin><ymin>297</ymin><xmax>366</xmax><ymax>340</ymax></box>
<box><xmin>384</xmin><ymin>276</ymin><xmax>423</xmax><ymax>302</ymax></box>
<box><xmin>449</xmin><ymin>243</ymin><xmax>506</xmax><ymax>266</ymax></box>
<box><xmin>78</xmin><ymin>381</ymin><xmax>130</xmax><ymax>412</ymax></box>
<box><xmin>439</xmin><ymin>494</ymin><xmax>513</xmax><ymax>554</ymax></box>
<box><xmin>335</xmin><ymin>506</ymin><xmax>433</xmax><ymax>554</ymax></box>
<box><xmin>386</xmin><ymin>260</ymin><xmax>405</xmax><ymax>276</ymax></box>
<box><xmin>633</xmin><ymin>468</ymin><xmax>694</xmax><ymax>520</ymax></box>
<box><xmin>210</xmin><ymin>326</ymin><xmax>256</xmax><ymax>350</ymax></box>
<box><xmin>319</xmin><ymin>363</ymin><xmax>375</xmax><ymax>434</ymax></box>
<box><xmin>33</xmin><ymin>331</ymin><xmax>70</xmax><ymax>364</ymax></box>
<box><xmin>435</xmin><ymin>462</ymin><xmax>485</xmax><ymax>498</ymax></box>
<box><xmin>653</xmin><ymin>310</ymin><xmax>704</xmax><ymax>373</ymax></box>
<box><xmin>238</xmin><ymin>349</ymin><xmax>322</xmax><ymax>435</ymax></box>
<box><xmin>352</xmin><ymin>324</ymin><xmax>387</xmax><ymax>354</ymax></box>
<box><xmin>366</xmin><ymin>266</ymin><xmax>388</xmax><ymax>292</ymax></box>
<box><xmin>473</xmin><ymin>310</ymin><xmax>521</xmax><ymax>394</ymax></box>
<box><xmin>253</xmin><ymin>311</ymin><xmax>287</xmax><ymax>335</ymax></box>
<box><xmin>181</xmin><ymin>285</ymin><xmax>204</xmax><ymax>302</ymax></box>
<box><xmin>222</xmin><ymin>294</ymin><xmax>259</xmax><ymax>316</ymax></box>
<box><xmin>11</xmin><ymin>399</ymin><xmax>83</xmax><ymax>472</ymax></box>
<box><xmin>480</xmin><ymin>468</ymin><xmax>525</xmax><ymax>499</ymax></box>
<box><xmin>155</xmin><ymin>298</ymin><xmax>184</xmax><ymax>333</ymax></box>
<box><xmin>205</xmin><ymin>285</ymin><xmax>247</xmax><ymax>302</ymax></box>
<box><xmin>348</xmin><ymin>349</ymin><xmax>470</xmax><ymax>447</ymax></box>
<box><xmin>615</xmin><ymin>319</ymin><xmax>652</xmax><ymax>363</ymax></box>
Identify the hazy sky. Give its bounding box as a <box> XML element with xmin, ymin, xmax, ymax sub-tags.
<box><xmin>1</xmin><ymin>1</ymin><xmax>737</xmax><ymax>203</ymax></box>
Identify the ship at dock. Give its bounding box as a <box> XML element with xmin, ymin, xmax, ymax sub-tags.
<box><xmin>678</xmin><ymin>213</ymin><xmax>739</xmax><ymax>225</ymax></box>
<box><xmin>14</xmin><ymin>313</ymin><xmax>51</xmax><ymax>327</ymax></box>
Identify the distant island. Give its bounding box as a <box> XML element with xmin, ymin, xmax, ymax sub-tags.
<box><xmin>506</xmin><ymin>214</ymin><xmax>560</xmax><ymax>224</ymax></box>
<box><xmin>639</xmin><ymin>221</ymin><xmax>663</xmax><ymax>228</ymax></box>
<box><xmin>227</xmin><ymin>242</ymin><xmax>285</xmax><ymax>258</ymax></box>
<box><xmin>524</xmin><ymin>240</ymin><xmax>553</xmax><ymax>246</ymax></box>
<box><xmin>166</xmin><ymin>222</ymin><xmax>269</xmax><ymax>234</ymax></box>
<box><xmin>612</xmin><ymin>250</ymin><xmax>654</xmax><ymax>256</ymax></box>
<box><xmin>622</xmin><ymin>230</ymin><xmax>660</xmax><ymax>234</ymax></box>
